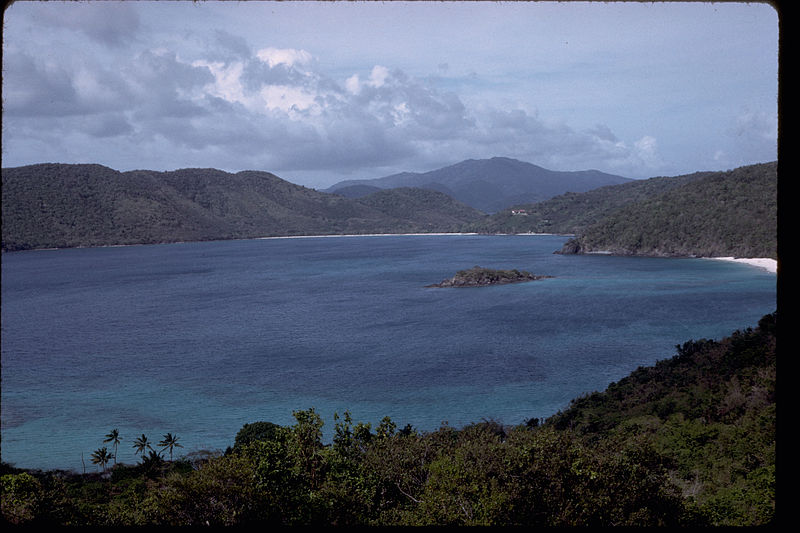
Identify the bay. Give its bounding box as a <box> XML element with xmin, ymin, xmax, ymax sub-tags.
<box><xmin>1</xmin><ymin>234</ymin><xmax>776</xmax><ymax>472</ymax></box>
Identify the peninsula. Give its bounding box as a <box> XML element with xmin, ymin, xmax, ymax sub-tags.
<box><xmin>426</xmin><ymin>266</ymin><xmax>552</xmax><ymax>288</ymax></box>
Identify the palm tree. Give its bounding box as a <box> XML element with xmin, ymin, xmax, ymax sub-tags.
<box><xmin>133</xmin><ymin>434</ymin><xmax>154</xmax><ymax>460</ymax></box>
<box><xmin>158</xmin><ymin>433</ymin><xmax>183</xmax><ymax>461</ymax></box>
<box><xmin>103</xmin><ymin>428</ymin><xmax>121</xmax><ymax>465</ymax></box>
<box><xmin>91</xmin><ymin>447</ymin><xmax>114</xmax><ymax>473</ymax></box>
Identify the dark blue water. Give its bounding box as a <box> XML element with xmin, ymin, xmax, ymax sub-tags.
<box><xmin>1</xmin><ymin>235</ymin><xmax>776</xmax><ymax>471</ymax></box>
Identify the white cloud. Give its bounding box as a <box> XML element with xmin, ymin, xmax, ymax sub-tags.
<box><xmin>256</xmin><ymin>47</ymin><xmax>313</xmax><ymax>69</ymax></box>
<box><xmin>259</xmin><ymin>85</ymin><xmax>320</xmax><ymax>114</ymax></box>
<box><xmin>732</xmin><ymin>110</ymin><xmax>778</xmax><ymax>145</ymax></box>
<box><xmin>192</xmin><ymin>60</ymin><xmax>250</xmax><ymax>107</ymax></box>
<box><xmin>345</xmin><ymin>74</ymin><xmax>361</xmax><ymax>95</ymax></box>
<box><xmin>634</xmin><ymin>136</ymin><xmax>660</xmax><ymax>167</ymax></box>
<box><xmin>2</xmin><ymin>38</ymin><xmax>670</xmax><ymax>183</ymax></box>
<box><xmin>368</xmin><ymin>65</ymin><xmax>390</xmax><ymax>88</ymax></box>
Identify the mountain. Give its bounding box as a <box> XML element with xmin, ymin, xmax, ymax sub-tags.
<box><xmin>470</xmin><ymin>171</ymin><xmax>717</xmax><ymax>235</ymax></box>
<box><xmin>1</xmin><ymin>164</ymin><xmax>486</xmax><ymax>251</ymax></box>
<box><xmin>330</xmin><ymin>184</ymin><xmax>384</xmax><ymax>198</ymax></box>
<box><xmin>469</xmin><ymin>161</ymin><xmax>778</xmax><ymax>260</ymax></box>
<box><xmin>325</xmin><ymin>157</ymin><xmax>633</xmax><ymax>213</ymax></box>
<box><xmin>558</xmin><ymin>162</ymin><xmax>777</xmax><ymax>259</ymax></box>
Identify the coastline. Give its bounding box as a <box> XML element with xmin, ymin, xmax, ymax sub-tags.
<box><xmin>4</xmin><ymin>232</ymin><xmax>566</xmax><ymax>253</ymax></box>
<box><xmin>256</xmin><ymin>232</ymin><xmax>566</xmax><ymax>240</ymax></box>
<box><xmin>706</xmin><ymin>257</ymin><xmax>777</xmax><ymax>274</ymax></box>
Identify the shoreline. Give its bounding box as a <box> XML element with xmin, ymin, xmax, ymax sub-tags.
<box><xmin>706</xmin><ymin>257</ymin><xmax>777</xmax><ymax>274</ymax></box>
<box><xmin>256</xmin><ymin>232</ymin><xmax>568</xmax><ymax>240</ymax></box>
<box><xmin>257</xmin><ymin>232</ymin><xmax>480</xmax><ymax>239</ymax></box>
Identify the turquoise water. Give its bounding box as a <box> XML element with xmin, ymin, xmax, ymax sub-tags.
<box><xmin>1</xmin><ymin>234</ymin><xmax>776</xmax><ymax>471</ymax></box>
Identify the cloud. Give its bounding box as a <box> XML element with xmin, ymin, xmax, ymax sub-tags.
<box><xmin>705</xmin><ymin>109</ymin><xmax>778</xmax><ymax>170</ymax></box>
<box><xmin>732</xmin><ymin>110</ymin><xmax>777</xmax><ymax>147</ymax></box>
<box><xmin>0</xmin><ymin>20</ymin><xmax>690</xmax><ymax>185</ymax></box>
<box><xmin>2</xmin><ymin>51</ymin><xmax>81</xmax><ymax>117</ymax></box>
<box><xmin>2</xmin><ymin>37</ymin><xmax>660</xmax><ymax>182</ymax></box>
<box><xmin>256</xmin><ymin>47</ymin><xmax>314</xmax><ymax>69</ymax></box>
<box><xmin>633</xmin><ymin>136</ymin><xmax>661</xmax><ymax>167</ymax></box>
<box><xmin>33</xmin><ymin>2</ymin><xmax>142</xmax><ymax>47</ymax></box>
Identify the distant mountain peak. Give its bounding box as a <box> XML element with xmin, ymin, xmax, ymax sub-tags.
<box><xmin>326</xmin><ymin>157</ymin><xmax>631</xmax><ymax>213</ymax></box>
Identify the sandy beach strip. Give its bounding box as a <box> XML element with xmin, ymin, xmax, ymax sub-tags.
<box><xmin>707</xmin><ymin>257</ymin><xmax>777</xmax><ymax>274</ymax></box>
<box><xmin>258</xmin><ymin>232</ymin><xmax>571</xmax><ymax>240</ymax></box>
<box><xmin>257</xmin><ymin>232</ymin><xmax>481</xmax><ymax>240</ymax></box>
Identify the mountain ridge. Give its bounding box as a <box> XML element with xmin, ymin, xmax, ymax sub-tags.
<box><xmin>326</xmin><ymin>156</ymin><xmax>633</xmax><ymax>213</ymax></box>
<box><xmin>1</xmin><ymin>163</ymin><xmax>486</xmax><ymax>252</ymax></box>
<box><xmin>467</xmin><ymin>161</ymin><xmax>777</xmax><ymax>260</ymax></box>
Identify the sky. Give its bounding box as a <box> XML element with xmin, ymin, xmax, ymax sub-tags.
<box><xmin>2</xmin><ymin>0</ymin><xmax>779</xmax><ymax>189</ymax></box>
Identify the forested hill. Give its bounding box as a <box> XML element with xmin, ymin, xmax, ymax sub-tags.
<box><xmin>559</xmin><ymin>162</ymin><xmax>777</xmax><ymax>258</ymax></box>
<box><xmin>471</xmin><ymin>162</ymin><xmax>777</xmax><ymax>259</ymax></box>
<box><xmin>545</xmin><ymin>311</ymin><xmax>776</xmax><ymax>525</ymax></box>
<box><xmin>1</xmin><ymin>164</ymin><xmax>486</xmax><ymax>251</ymax></box>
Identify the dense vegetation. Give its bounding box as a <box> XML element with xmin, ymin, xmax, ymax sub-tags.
<box><xmin>559</xmin><ymin>162</ymin><xmax>777</xmax><ymax>258</ymax></box>
<box><xmin>1</xmin><ymin>164</ymin><xmax>485</xmax><ymax>251</ymax></box>
<box><xmin>471</xmin><ymin>161</ymin><xmax>777</xmax><ymax>260</ymax></box>
<box><xmin>2</xmin><ymin>161</ymin><xmax>778</xmax><ymax>261</ymax></box>
<box><xmin>426</xmin><ymin>266</ymin><xmax>550</xmax><ymax>287</ymax></box>
<box><xmin>468</xmin><ymin>170</ymin><xmax>715</xmax><ymax>235</ymax></box>
<box><xmin>1</xmin><ymin>313</ymin><xmax>775</xmax><ymax>526</ymax></box>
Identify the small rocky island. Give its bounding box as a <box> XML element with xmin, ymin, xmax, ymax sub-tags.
<box><xmin>426</xmin><ymin>266</ymin><xmax>552</xmax><ymax>288</ymax></box>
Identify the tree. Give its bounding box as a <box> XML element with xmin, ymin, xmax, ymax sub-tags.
<box><xmin>289</xmin><ymin>408</ymin><xmax>325</xmax><ymax>490</ymax></box>
<box><xmin>133</xmin><ymin>434</ymin><xmax>154</xmax><ymax>460</ymax></box>
<box><xmin>159</xmin><ymin>433</ymin><xmax>184</xmax><ymax>461</ymax></box>
<box><xmin>1</xmin><ymin>472</ymin><xmax>43</xmax><ymax>524</ymax></box>
<box><xmin>91</xmin><ymin>447</ymin><xmax>114</xmax><ymax>473</ymax></box>
<box><xmin>232</xmin><ymin>421</ymin><xmax>282</xmax><ymax>452</ymax></box>
<box><xmin>104</xmin><ymin>428</ymin><xmax>122</xmax><ymax>465</ymax></box>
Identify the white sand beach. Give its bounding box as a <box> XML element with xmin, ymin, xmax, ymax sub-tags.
<box><xmin>707</xmin><ymin>257</ymin><xmax>777</xmax><ymax>274</ymax></box>
<box><xmin>257</xmin><ymin>232</ymin><xmax>481</xmax><ymax>240</ymax></box>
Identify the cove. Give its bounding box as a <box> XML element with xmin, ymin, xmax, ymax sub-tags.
<box><xmin>0</xmin><ymin>234</ymin><xmax>776</xmax><ymax>471</ymax></box>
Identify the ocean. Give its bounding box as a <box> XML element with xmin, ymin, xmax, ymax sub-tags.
<box><xmin>0</xmin><ymin>234</ymin><xmax>776</xmax><ymax>471</ymax></box>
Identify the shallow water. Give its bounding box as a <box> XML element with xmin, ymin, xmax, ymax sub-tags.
<box><xmin>1</xmin><ymin>234</ymin><xmax>776</xmax><ymax>471</ymax></box>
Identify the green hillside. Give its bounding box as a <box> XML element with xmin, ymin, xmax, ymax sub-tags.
<box><xmin>468</xmin><ymin>171</ymin><xmax>714</xmax><ymax>235</ymax></box>
<box><xmin>1</xmin><ymin>164</ymin><xmax>486</xmax><ymax>251</ymax></box>
<box><xmin>470</xmin><ymin>162</ymin><xmax>777</xmax><ymax>260</ymax></box>
<box><xmin>3</xmin><ymin>161</ymin><xmax>777</xmax><ymax>258</ymax></box>
<box><xmin>547</xmin><ymin>312</ymin><xmax>776</xmax><ymax>526</ymax></box>
<box><xmin>560</xmin><ymin>162</ymin><xmax>777</xmax><ymax>258</ymax></box>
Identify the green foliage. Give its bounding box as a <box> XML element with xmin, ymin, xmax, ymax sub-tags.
<box><xmin>1</xmin><ymin>472</ymin><xmax>44</xmax><ymax>524</ymax></box>
<box><xmin>1</xmin><ymin>164</ymin><xmax>486</xmax><ymax>251</ymax></box>
<box><xmin>90</xmin><ymin>448</ymin><xmax>114</xmax><ymax>474</ymax></box>
<box><xmin>545</xmin><ymin>312</ymin><xmax>776</xmax><ymax>526</ymax></box>
<box><xmin>132</xmin><ymin>434</ymin><xmax>154</xmax><ymax>460</ymax></box>
<box><xmin>471</xmin><ymin>161</ymin><xmax>777</xmax><ymax>260</ymax></box>
<box><xmin>428</xmin><ymin>265</ymin><xmax>549</xmax><ymax>288</ymax></box>
<box><xmin>135</xmin><ymin>452</ymin><xmax>266</xmax><ymax>526</ymax></box>
<box><xmin>103</xmin><ymin>429</ymin><xmax>121</xmax><ymax>465</ymax></box>
<box><xmin>232</xmin><ymin>421</ymin><xmax>283</xmax><ymax>452</ymax></box>
<box><xmin>470</xmin><ymin>168</ymin><xmax>717</xmax><ymax>235</ymax></box>
<box><xmin>562</xmin><ymin>162</ymin><xmax>777</xmax><ymax>259</ymax></box>
<box><xmin>158</xmin><ymin>433</ymin><xmax>183</xmax><ymax>461</ymax></box>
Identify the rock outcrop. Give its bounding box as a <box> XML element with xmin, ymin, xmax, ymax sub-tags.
<box><xmin>426</xmin><ymin>266</ymin><xmax>551</xmax><ymax>288</ymax></box>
